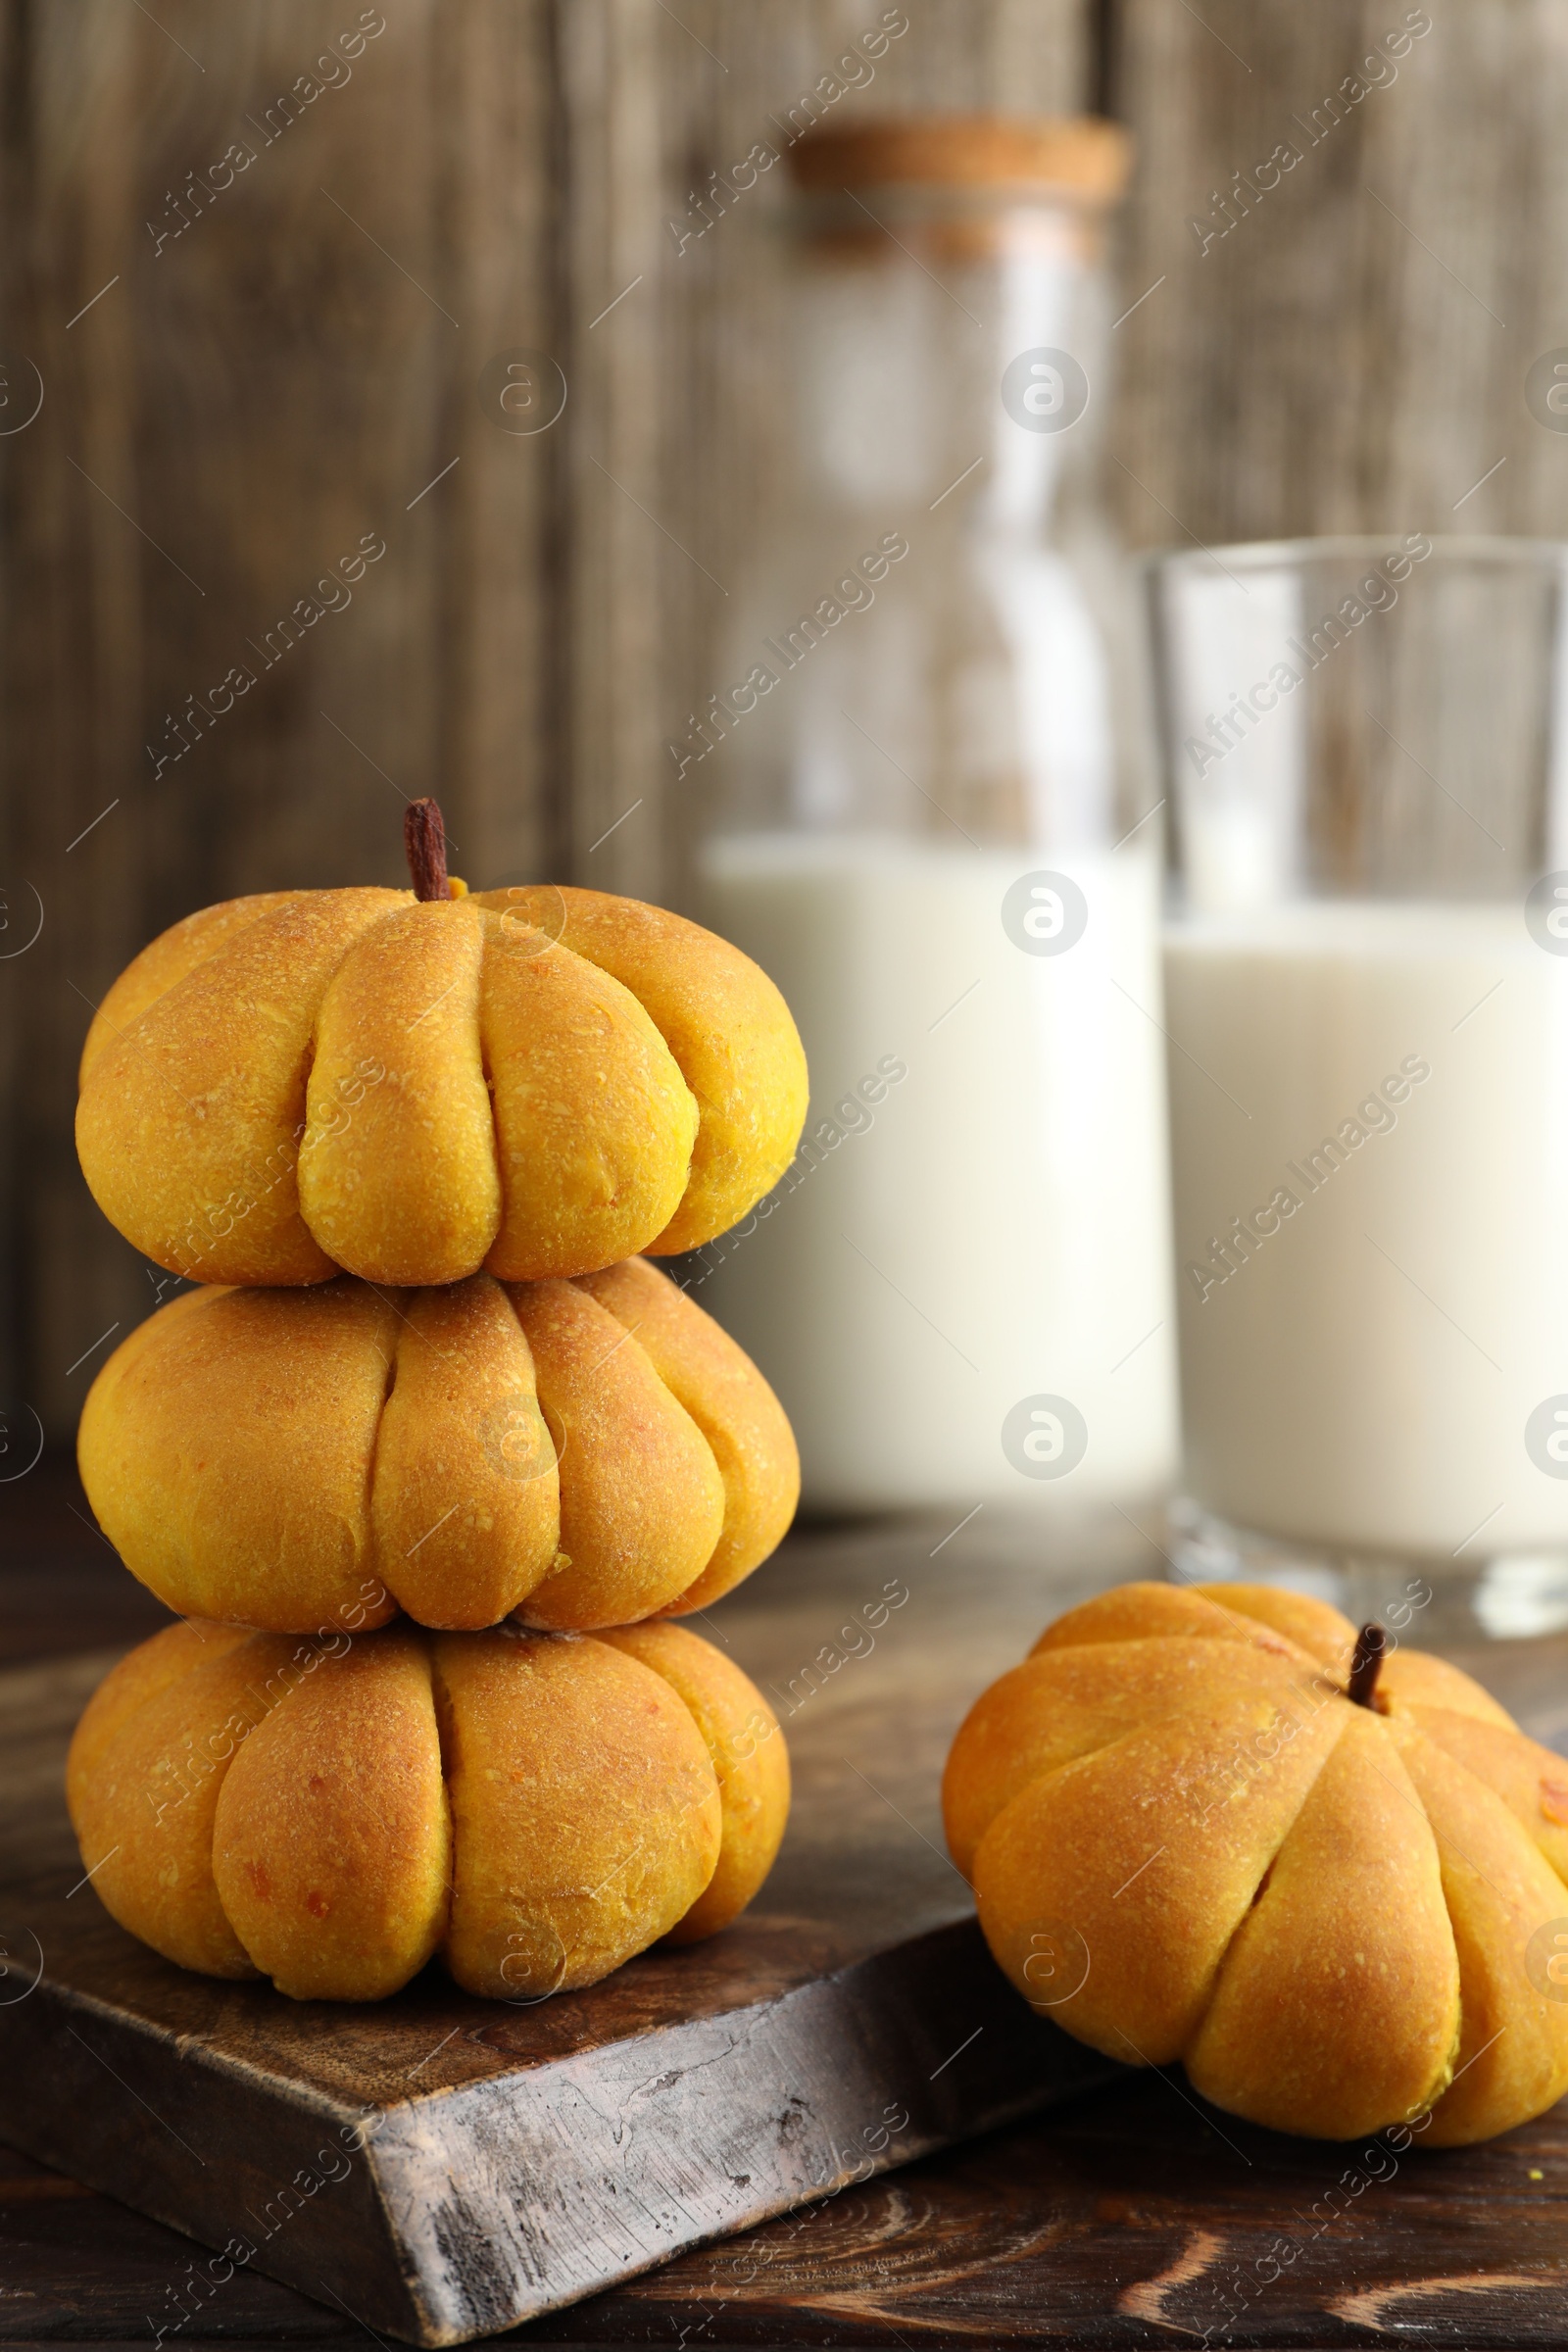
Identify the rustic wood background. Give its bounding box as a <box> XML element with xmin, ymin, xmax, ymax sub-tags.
<box><xmin>0</xmin><ymin>0</ymin><xmax>1555</xmax><ymax>1433</ymax></box>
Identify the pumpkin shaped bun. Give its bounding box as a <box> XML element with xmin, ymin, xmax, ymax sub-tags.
<box><xmin>75</xmin><ymin>802</ymin><xmax>808</xmax><ymax>1289</ymax></box>
<box><xmin>67</xmin><ymin>1617</ymin><xmax>789</xmax><ymax>2002</ymax></box>
<box><xmin>78</xmin><ymin>1255</ymin><xmax>798</xmax><ymax>1634</ymax></box>
<box><xmin>945</xmin><ymin>1581</ymin><xmax>1568</xmax><ymax>2147</ymax></box>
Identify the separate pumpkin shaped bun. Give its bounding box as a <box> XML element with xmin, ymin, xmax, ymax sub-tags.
<box><xmin>944</xmin><ymin>1580</ymin><xmax>1568</xmax><ymax>2148</ymax></box>
<box><xmin>66</xmin><ymin>1618</ymin><xmax>789</xmax><ymax>2002</ymax></box>
<box><xmin>77</xmin><ymin>1255</ymin><xmax>799</xmax><ymax>1634</ymax></box>
<box><xmin>75</xmin><ymin>801</ymin><xmax>808</xmax><ymax>1289</ymax></box>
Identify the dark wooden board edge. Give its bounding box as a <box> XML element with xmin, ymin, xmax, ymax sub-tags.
<box><xmin>0</xmin><ymin>1918</ymin><xmax>1121</xmax><ymax>2346</ymax></box>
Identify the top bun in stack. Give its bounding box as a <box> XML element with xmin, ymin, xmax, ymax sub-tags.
<box><xmin>75</xmin><ymin>800</ymin><xmax>809</xmax><ymax>1290</ymax></box>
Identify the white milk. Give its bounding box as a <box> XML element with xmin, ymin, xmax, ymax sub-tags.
<box><xmin>1165</xmin><ymin>902</ymin><xmax>1568</xmax><ymax>1558</ymax></box>
<box><xmin>695</xmin><ymin>832</ymin><xmax>1178</xmax><ymax>1515</ymax></box>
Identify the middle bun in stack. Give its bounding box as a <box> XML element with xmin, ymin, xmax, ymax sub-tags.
<box><xmin>79</xmin><ymin>1255</ymin><xmax>798</xmax><ymax>1633</ymax></box>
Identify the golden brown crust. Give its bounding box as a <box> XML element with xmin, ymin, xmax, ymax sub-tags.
<box><xmin>67</xmin><ymin>1620</ymin><xmax>253</xmax><ymax>1784</ymax></box>
<box><xmin>1184</xmin><ymin>1708</ymin><xmax>1458</xmax><ymax>2137</ymax></box>
<box><xmin>370</xmin><ymin>1280</ymin><xmax>559</xmax><ymax>1628</ymax></box>
<box><xmin>1377</xmin><ymin>1646</ymin><xmax>1520</xmax><ymax>1729</ymax></box>
<box><xmin>950</xmin><ymin>1578</ymin><xmax>1568</xmax><ymax>2146</ymax></box>
<box><xmin>77</xmin><ymin>1260</ymin><xmax>792</xmax><ymax>1634</ymax></box>
<box><xmin>75</xmin><ymin>892</ymin><xmax>403</xmax><ymax>1286</ymax></box>
<box><xmin>1027</xmin><ymin>1580</ymin><xmax>1332</xmax><ymax>1667</ymax></box>
<box><xmin>943</xmin><ymin>1637</ymin><xmax>1317</xmax><ymax>1882</ymax></box>
<box><xmin>597</xmin><ymin>1621</ymin><xmax>790</xmax><ymax>1941</ymax></box>
<box><xmin>1400</xmin><ymin>1704</ymin><xmax>1568</xmax><ymax>1884</ymax></box>
<box><xmin>471</xmin><ymin>886</ymin><xmax>809</xmax><ymax>1255</ymax></box>
<box><xmin>972</xmin><ymin>1687</ymin><xmax>1346</xmax><ymax>2066</ymax></box>
<box><xmin>478</xmin><ymin>911</ymin><xmax>696</xmax><ymax>1279</ymax></box>
<box><xmin>77</xmin><ymin>884</ymin><xmax>806</xmax><ymax>1288</ymax></box>
<box><xmin>504</xmin><ymin>1279</ymin><xmax>724</xmax><ymax>1628</ymax></box>
<box><xmin>78</xmin><ymin>893</ymin><xmax>301</xmax><ymax>1085</ymax></box>
<box><xmin>573</xmin><ymin>1256</ymin><xmax>801</xmax><ymax>1612</ymax></box>
<box><xmin>300</xmin><ymin>900</ymin><xmax>502</xmax><ymax>1285</ymax></box>
<box><xmin>77</xmin><ymin>1281</ymin><xmax>404</xmax><ymax>1633</ymax></box>
<box><xmin>1189</xmin><ymin>1580</ymin><xmax>1359</xmax><ymax>1673</ymax></box>
<box><xmin>67</xmin><ymin>1620</ymin><xmax>783</xmax><ymax>2001</ymax></box>
<box><xmin>66</xmin><ymin>1624</ymin><xmax>305</xmax><ymax>1978</ymax></box>
<box><xmin>1387</xmin><ymin>1719</ymin><xmax>1568</xmax><ymax>2144</ymax></box>
<box><xmin>213</xmin><ymin>1627</ymin><xmax>450</xmax><ymax>2000</ymax></box>
<box><xmin>434</xmin><ymin>1631</ymin><xmax>720</xmax><ymax>1997</ymax></box>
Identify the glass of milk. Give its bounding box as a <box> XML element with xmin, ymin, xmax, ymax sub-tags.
<box><xmin>1150</xmin><ymin>536</ymin><xmax>1568</xmax><ymax>1636</ymax></box>
<box><xmin>684</xmin><ymin>119</ymin><xmax>1179</xmax><ymax>1531</ymax></box>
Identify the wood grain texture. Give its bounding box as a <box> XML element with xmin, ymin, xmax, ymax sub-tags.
<box><xmin>0</xmin><ymin>0</ymin><xmax>562</xmax><ymax>1434</ymax></box>
<box><xmin>0</xmin><ymin>0</ymin><xmax>1091</xmax><ymax>1427</ymax></box>
<box><xmin>557</xmin><ymin>0</ymin><xmax>664</xmax><ymax>896</ymax></box>
<box><xmin>3</xmin><ymin>1508</ymin><xmax>1568</xmax><ymax>2346</ymax></box>
<box><xmin>0</xmin><ymin>1514</ymin><xmax>1137</xmax><ymax>2346</ymax></box>
<box><xmin>546</xmin><ymin>0</ymin><xmax>1095</xmax><ymax>904</ymax></box>
<box><xmin>1108</xmin><ymin>0</ymin><xmax>1568</xmax><ymax>548</ymax></box>
<box><xmin>7</xmin><ymin>2081</ymin><xmax>1568</xmax><ymax>2348</ymax></box>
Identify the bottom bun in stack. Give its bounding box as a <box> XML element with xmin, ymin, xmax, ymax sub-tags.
<box><xmin>69</xmin><ymin>1618</ymin><xmax>788</xmax><ymax>2003</ymax></box>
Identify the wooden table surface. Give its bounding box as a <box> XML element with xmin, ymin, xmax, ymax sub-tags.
<box><xmin>6</xmin><ymin>1463</ymin><xmax>1568</xmax><ymax>2350</ymax></box>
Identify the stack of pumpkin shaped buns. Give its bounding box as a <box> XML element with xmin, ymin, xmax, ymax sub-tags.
<box><xmin>67</xmin><ymin>803</ymin><xmax>808</xmax><ymax>2004</ymax></box>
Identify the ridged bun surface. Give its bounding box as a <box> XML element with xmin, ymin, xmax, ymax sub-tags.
<box><xmin>68</xmin><ymin>1618</ymin><xmax>788</xmax><ymax>2002</ymax></box>
<box><xmin>944</xmin><ymin>1580</ymin><xmax>1568</xmax><ymax>2146</ymax></box>
<box><xmin>78</xmin><ymin>1255</ymin><xmax>799</xmax><ymax>1633</ymax></box>
<box><xmin>75</xmin><ymin>883</ymin><xmax>808</xmax><ymax>1287</ymax></box>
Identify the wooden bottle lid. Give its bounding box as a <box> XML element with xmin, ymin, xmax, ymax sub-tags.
<box><xmin>788</xmin><ymin>116</ymin><xmax>1132</xmax><ymax>207</ymax></box>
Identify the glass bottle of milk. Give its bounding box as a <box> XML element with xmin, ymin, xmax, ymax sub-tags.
<box><xmin>687</xmin><ymin>119</ymin><xmax>1178</xmax><ymax>1522</ymax></box>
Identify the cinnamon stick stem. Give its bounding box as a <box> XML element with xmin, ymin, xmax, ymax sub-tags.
<box><xmin>404</xmin><ymin>799</ymin><xmax>449</xmax><ymax>902</ymax></box>
<box><xmin>1346</xmin><ymin>1622</ymin><xmax>1387</xmax><ymax>1709</ymax></box>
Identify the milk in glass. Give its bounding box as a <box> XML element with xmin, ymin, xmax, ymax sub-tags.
<box><xmin>1149</xmin><ymin>534</ymin><xmax>1568</xmax><ymax>1612</ymax></box>
<box><xmin>1166</xmin><ymin>903</ymin><xmax>1568</xmax><ymax>1556</ymax></box>
<box><xmin>699</xmin><ymin>832</ymin><xmax>1176</xmax><ymax>1512</ymax></box>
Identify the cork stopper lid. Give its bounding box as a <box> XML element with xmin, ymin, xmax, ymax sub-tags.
<box><xmin>788</xmin><ymin>116</ymin><xmax>1132</xmax><ymax>207</ymax></box>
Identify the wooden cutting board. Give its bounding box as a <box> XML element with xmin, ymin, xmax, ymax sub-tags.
<box><xmin>0</xmin><ymin>1517</ymin><xmax>1132</xmax><ymax>2349</ymax></box>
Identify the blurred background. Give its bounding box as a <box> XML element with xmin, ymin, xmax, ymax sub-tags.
<box><xmin>2</xmin><ymin>0</ymin><xmax>1562</xmax><ymax>1453</ymax></box>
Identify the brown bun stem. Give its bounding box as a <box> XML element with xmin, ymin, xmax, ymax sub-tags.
<box><xmin>1346</xmin><ymin>1621</ymin><xmax>1387</xmax><ymax>1709</ymax></box>
<box><xmin>405</xmin><ymin>799</ymin><xmax>449</xmax><ymax>902</ymax></box>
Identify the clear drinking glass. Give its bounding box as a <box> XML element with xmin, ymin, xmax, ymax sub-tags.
<box><xmin>1148</xmin><ymin>534</ymin><xmax>1568</xmax><ymax>1638</ymax></box>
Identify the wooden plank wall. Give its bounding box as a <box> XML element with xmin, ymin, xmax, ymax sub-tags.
<box><xmin>1</xmin><ymin>0</ymin><xmax>1558</xmax><ymax>1432</ymax></box>
<box><xmin>1109</xmin><ymin>0</ymin><xmax>1568</xmax><ymax>549</ymax></box>
<box><xmin>1</xmin><ymin>0</ymin><xmax>562</xmax><ymax>1433</ymax></box>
